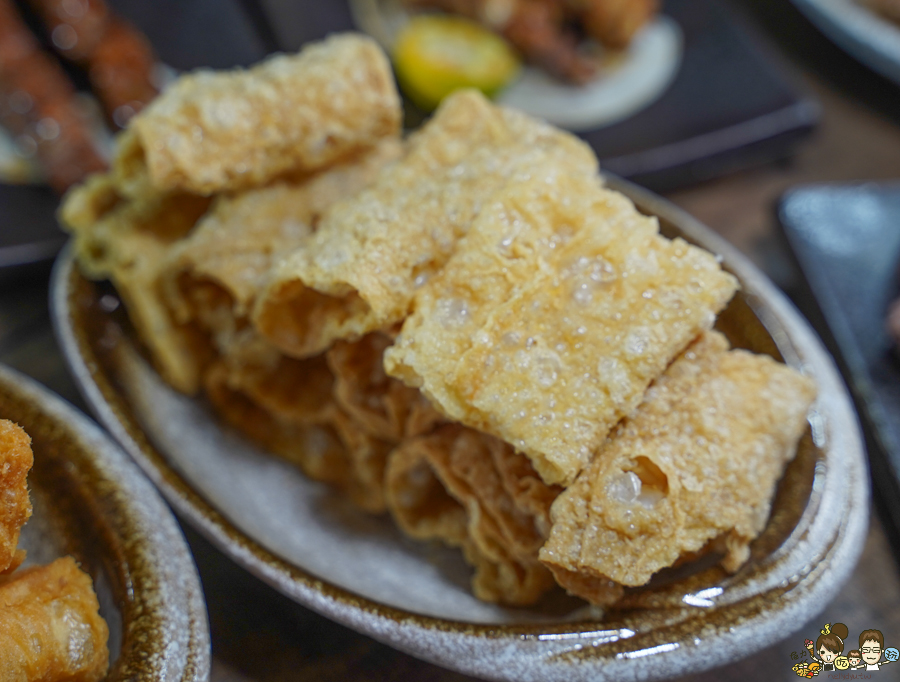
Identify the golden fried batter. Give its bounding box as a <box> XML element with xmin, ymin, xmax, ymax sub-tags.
<box><xmin>539</xmin><ymin>332</ymin><xmax>817</xmax><ymax>605</ymax></box>
<box><xmin>385</xmin><ymin>171</ymin><xmax>738</xmax><ymax>485</ymax></box>
<box><xmin>327</xmin><ymin>332</ymin><xmax>444</xmax><ymax>442</ymax></box>
<box><xmin>113</xmin><ymin>34</ymin><xmax>401</xmax><ymax>196</ymax></box>
<box><xmin>0</xmin><ymin>556</ymin><xmax>109</xmax><ymax>682</ymax></box>
<box><xmin>59</xmin><ymin>179</ymin><xmax>213</xmax><ymax>394</ymax></box>
<box><xmin>162</xmin><ymin>140</ymin><xmax>403</xmax><ymax>353</ymax></box>
<box><xmin>387</xmin><ymin>425</ymin><xmax>561</xmax><ymax>604</ymax></box>
<box><xmin>253</xmin><ymin>89</ymin><xmax>598</xmax><ymax>359</ymax></box>
<box><xmin>0</xmin><ymin>420</ymin><xmax>32</xmax><ymax>574</ymax></box>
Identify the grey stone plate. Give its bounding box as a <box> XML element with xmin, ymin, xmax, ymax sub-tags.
<box><xmin>51</xmin><ymin>176</ymin><xmax>867</xmax><ymax>682</ymax></box>
<box><xmin>0</xmin><ymin>363</ymin><xmax>210</xmax><ymax>681</ymax></box>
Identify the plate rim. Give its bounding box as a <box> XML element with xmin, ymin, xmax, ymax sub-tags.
<box><xmin>50</xmin><ymin>175</ymin><xmax>869</xmax><ymax>682</ymax></box>
<box><xmin>790</xmin><ymin>0</ymin><xmax>900</xmax><ymax>85</ymax></box>
<box><xmin>0</xmin><ymin>362</ymin><xmax>211</xmax><ymax>682</ymax></box>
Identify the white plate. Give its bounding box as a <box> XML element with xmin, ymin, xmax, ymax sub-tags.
<box><xmin>51</xmin><ymin>177</ymin><xmax>868</xmax><ymax>682</ymax></box>
<box><xmin>791</xmin><ymin>0</ymin><xmax>900</xmax><ymax>84</ymax></box>
<box><xmin>349</xmin><ymin>0</ymin><xmax>682</xmax><ymax>131</ymax></box>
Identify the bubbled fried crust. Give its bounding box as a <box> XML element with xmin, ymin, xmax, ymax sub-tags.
<box><xmin>0</xmin><ymin>556</ymin><xmax>109</xmax><ymax>682</ymax></box>
<box><xmin>385</xmin><ymin>170</ymin><xmax>738</xmax><ymax>486</ymax></box>
<box><xmin>538</xmin><ymin>332</ymin><xmax>817</xmax><ymax>604</ymax></box>
<box><xmin>0</xmin><ymin>420</ymin><xmax>32</xmax><ymax>574</ymax></box>
<box><xmin>386</xmin><ymin>425</ymin><xmax>562</xmax><ymax>605</ymax></box>
<box><xmin>113</xmin><ymin>34</ymin><xmax>401</xmax><ymax>196</ymax></box>
<box><xmin>326</xmin><ymin>332</ymin><xmax>444</xmax><ymax>442</ymax></box>
<box><xmin>161</xmin><ymin>140</ymin><xmax>404</xmax><ymax>336</ymax></box>
<box><xmin>252</xmin><ymin>89</ymin><xmax>598</xmax><ymax>359</ymax></box>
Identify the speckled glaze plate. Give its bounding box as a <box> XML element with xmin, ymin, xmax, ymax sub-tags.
<box><xmin>51</xmin><ymin>177</ymin><xmax>867</xmax><ymax>682</ymax></box>
<box><xmin>0</xmin><ymin>363</ymin><xmax>210</xmax><ymax>681</ymax></box>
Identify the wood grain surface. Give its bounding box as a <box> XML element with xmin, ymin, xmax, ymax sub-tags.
<box><xmin>1</xmin><ymin>0</ymin><xmax>900</xmax><ymax>679</ymax></box>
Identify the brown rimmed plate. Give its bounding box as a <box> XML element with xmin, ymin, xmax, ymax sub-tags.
<box><xmin>0</xmin><ymin>362</ymin><xmax>210</xmax><ymax>681</ymax></box>
<box><xmin>50</xmin><ymin>176</ymin><xmax>867</xmax><ymax>681</ymax></box>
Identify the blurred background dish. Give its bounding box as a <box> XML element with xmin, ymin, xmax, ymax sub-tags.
<box><xmin>790</xmin><ymin>0</ymin><xmax>900</xmax><ymax>85</ymax></box>
<box><xmin>0</xmin><ymin>0</ymin><xmax>819</xmax><ymax>276</ymax></box>
<box><xmin>0</xmin><ymin>362</ymin><xmax>210</xmax><ymax>681</ymax></box>
<box><xmin>779</xmin><ymin>183</ymin><xmax>900</xmax><ymax>548</ymax></box>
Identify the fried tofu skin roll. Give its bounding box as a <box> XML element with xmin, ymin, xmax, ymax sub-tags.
<box><xmin>112</xmin><ymin>34</ymin><xmax>401</xmax><ymax>197</ymax></box>
<box><xmin>387</xmin><ymin>425</ymin><xmax>562</xmax><ymax>604</ymax></box>
<box><xmin>539</xmin><ymin>332</ymin><xmax>817</xmax><ymax>606</ymax></box>
<box><xmin>0</xmin><ymin>556</ymin><xmax>109</xmax><ymax>682</ymax></box>
<box><xmin>253</xmin><ymin>89</ymin><xmax>598</xmax><ymax>359</ymax></box>
<box><xmin>0</xmin><ymin>420</ymin><xmax>32</xmax><ymax>574</ymax></box>
<box><xmin>162</xmin><ymin>139</ymin><xmax>403</xmax><ymax>351</ymax></box>
<box><xmin>59</xmin><ymin>176</ymin><xmax>213</xmax><ymax>394</ymax></box>
<box><xmin>385</xmin><ymin>171</ymin><xmax>737</xmax><ymax>485</ymax></box>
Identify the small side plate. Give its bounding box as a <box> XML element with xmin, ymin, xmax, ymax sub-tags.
<box><xmin>0</xmin><ymin>363</ymin><xmax>210</xmax><ymax>681</ymax></box>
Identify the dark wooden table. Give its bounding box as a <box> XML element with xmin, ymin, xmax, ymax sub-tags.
<box><xmin>2</xmin><ymin>1</ymin><xmax>900</xmax><ymax>679</ymax></box>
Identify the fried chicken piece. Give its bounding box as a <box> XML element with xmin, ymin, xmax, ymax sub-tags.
<box><xmin>0</xmin><ymin>420</ymin><xmax>32</xmax><ymax>574</ymax></box>
<box><xmin>0</xmin><ymin>556</ymin><xmax>109</xmax><ymax>682</ymax></box>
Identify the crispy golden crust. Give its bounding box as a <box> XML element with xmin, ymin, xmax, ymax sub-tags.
<box><xmin>162</xmin><ymin>140</ymin><xmax>403</xmax><ymax>344</ymax></box>
<box><xmin>385</xmin><ymin>171</ymin><xmax>738</xmax><ymax>485</ymax></box>
<box><xmin>112</xmin><ymin>34</ymin><xmax>401</xmax><ymax>196</ymax></box>
<box><xmin>386</xmin><ymin>425</ymin><xmax>561</xmax><ymax>604</ymax></box>
<box><xmin>326</xmin><ymin>332</ymin><xmax>444</xmax><ymax>442</ymax></box>
<box><xmin>203</xmin><ymin>358</ymin><xmax>353</xmax><ymax>486</ymax></box>
<box><xmin>538</xmin><ymin>332</ymin><xmax>817</xmax><ymax>604</ymax></box>
<box><xmin>59</xmin><ymin>178</ymin><xmax>213</xmax><ymax>394</ymax></box>
<box><xmin>0</xmin><ymin>556</ymin><xmax>109</xmax><ymax>682</ymax></box>
<box><xmin>0</xmin><ymin>421</ymin><xmax>32</xmax><ymax>574</ymax></box>
<box><xmin>252</xmin><ymin>89</ymin><xmax>598</xmax><ymax>359</ymax></box>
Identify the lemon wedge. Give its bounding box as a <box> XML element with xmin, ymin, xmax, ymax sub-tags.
<box><xmin>392</xmin><ymin>15</ymin><xmax>521</xmax><ymax>111</ymax></box>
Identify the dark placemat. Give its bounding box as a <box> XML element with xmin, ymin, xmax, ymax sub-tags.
<box><xmin>0</xmin><ymin>0</ymin><xmax>271</xmax><ymax>276</ymax></box>
<box><xmin>255</xmin><ymin>0</ymin><xmax>819</xmax><ymax>190</ymax></box>
<box><xmin>779</xmin><ymin>182</ymin><xmax>900</xmax><ymax>545</ymax></box>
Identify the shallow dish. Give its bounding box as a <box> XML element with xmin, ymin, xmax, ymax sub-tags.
<box><xmin>791</xmin><ymin>0</ymin><xmax>900</xmax><ymax>85</ymax></box>
<box><xmin>0</xmin><ymin>363</ymin><xmax>210</xmax><ymax>681</ymax></box>
<box><xmin>51</xmin><ymin>176</ymin><xmax>867</xmax><ymax>681</ymax></box>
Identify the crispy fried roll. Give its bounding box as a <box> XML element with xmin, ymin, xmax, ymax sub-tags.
<box><xmin>253</xmin><ymin>89</ymin><xmax>598</xmax><ymax>358</ymax></box>
<box><xmin>385</xmin><ymin>171</ymin><xmax>738</xmax><ymax>485</ymax></box>
<box><xmin>0</xmin><ymin>420</ymin><xmax>32</xmax><ymax>574</ymax></box>
<box><xmin>387</xmin><ymin>424</ymin><xmax>562</xmax><ymax>604</ymax></box>
<box><xmin>0</xmin><ymin>556</ymin><xmax>109</xmax><ymax>682</ymax></box>
<box><xmin>162</xmin><ymin>139</ymin><xmax>403</xmax><ymax>350</ymax></box>
<box><xmin>539</xmin><ymin>332</ymin><xmax>817</xmax><ymax>605</ymax></box>
<box><xmin>112</xmin><ymin>33</ymin><xmax>401</xmax><ymax>197</ymax></box>
<box><xmin>59</xmin><ymin>177</ymin><xmax>213</xmax><ymax>393</ymax></box>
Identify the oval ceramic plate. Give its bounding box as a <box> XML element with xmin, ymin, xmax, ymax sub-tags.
<box><xmin>51</xmin><ymin>177</ymin><xmax>867</xmax><ymax>681</ymax></box>
<box><xmin>348</xmin><ymin>0</ymin><xmax>682</xmax><ymax>132</ymax></box>
<box><xmin>0</xmin><ymin>363</ymin><xmax>210</xmax><ymax>681</ymax></box>
<box><xmin>791</xmin><ymin>0</ymin><xmax>900</xmax><ymax>85</ymax></box>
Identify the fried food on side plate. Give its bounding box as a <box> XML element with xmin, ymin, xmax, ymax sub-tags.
<box><xmin>253</xmin><ymin>89</ymin><xmax>598</xmax><ymax>359</ymax></box>
<box><xmin>0</xmin><ymin>420</ymin><xmax>32</xmax><ymax>574</ymax></box>
<box><xmin>112</xmin><ymin>33</ymin><xmax>401</xmax><ymax>197</ymax></box>
<box><xmin>385</xmin><ymin>170</ymin><xmax>738</xmax><ymax>485</ymax></box>
<box><xmin>0</xmin><ymin>556</ymin><xmax>109</xmax><ymax>682</ymax></box>
<box><xmin>538</xmin><ymin>331</ymin><xmax>817</xmax><ymax>605</ymax></box>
